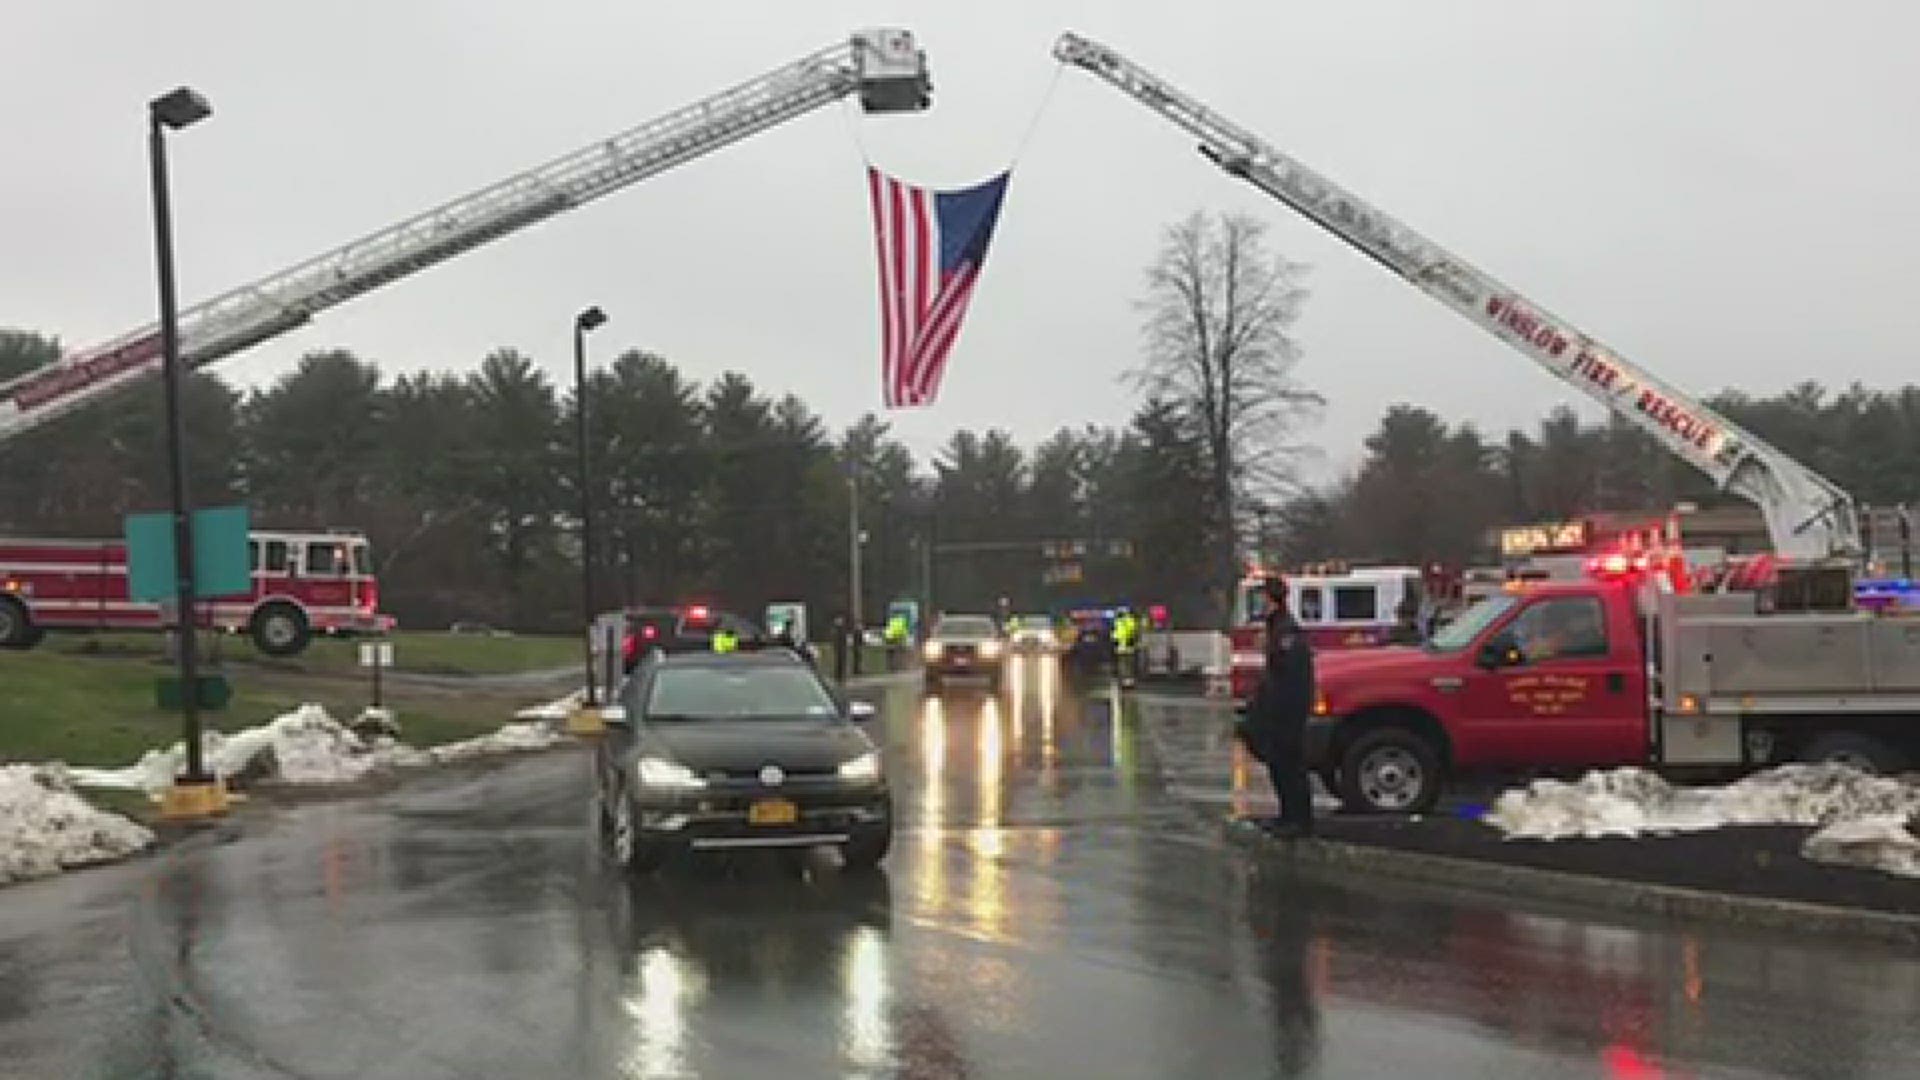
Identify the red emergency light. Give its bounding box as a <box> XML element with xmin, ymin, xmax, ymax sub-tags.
<box><xmin>684</xmin><ymin>604</ymin><xmax>712</xmax><ymax>623</ymax></box>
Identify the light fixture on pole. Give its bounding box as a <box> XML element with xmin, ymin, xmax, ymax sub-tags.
<box><xmin>149</xmin><ymin>85</ymin><xmax>215</xmax><ymax>810</ymax></box>
<box><xmin>574</xmin><ymin>305</ymin><xmax>607</xmax><ymax>705</ymax></box>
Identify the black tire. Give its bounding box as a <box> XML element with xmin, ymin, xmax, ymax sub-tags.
<box><xmin>1801</xmin><ymin>731</ymin><xmax>1908</xmax><ymax>774</ymax></box>
<box><xmin>1338</xmin><ymin>727</ymin><xmax>1444</xmax><ymax>815</ymax></box>
<box><xmin>841</xmin><ymin>824</ymin><xmax>893</xmax><ymax>871</ymax></box>
<box><xmin>0</xmin><ymin>598</ymin><xmax>34</xmax><ymax>649</ymax></box>
<box><xmin>250</xmin><ymin>603</ymin><xmax>310</xmax><ymax>657</ymax></box>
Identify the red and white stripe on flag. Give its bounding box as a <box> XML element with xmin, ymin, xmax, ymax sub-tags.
<box><xmin>866</xmin><ymin>167</ymin><xmax>1009</xmax><ymax>409</ymax></box>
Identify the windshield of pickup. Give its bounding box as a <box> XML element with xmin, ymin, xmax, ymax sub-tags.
<box><xmin>1428</xmin><ymin>594</ymin><xmax>1519</xmax><ymax>652</ymax></box>
<box><xmin>934</xmin><ymin>615</ymin><xmax>997</xmax><ymax>640</ymax></box>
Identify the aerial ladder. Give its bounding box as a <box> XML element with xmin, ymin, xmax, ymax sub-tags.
<box><xmin>0</xmin><ymin>29</ymin><xmax>930</xmax><ymax>443</ymax></box>
<box><xmin>1054</xmin><ymin>32</ymin><xmax>1860</xmax><ymax>562</ymax></box>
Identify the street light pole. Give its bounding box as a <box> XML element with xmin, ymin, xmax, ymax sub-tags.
<box><xmin>149</xmin><ymin>86</ymin><xmax>212</xmax><ymax>783</ymax></box>
<box><xmin>847</xmin><ymin>468</ymin><xmax>863</xmax><ymax>631</ymax></box>
<box><xmin>573</xmin><ymin>306</ymin><xmax>607</xmax><ymax>705</ymax></box>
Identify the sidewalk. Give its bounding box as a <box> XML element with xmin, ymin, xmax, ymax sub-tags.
<box><xmin>1135</xmin><ymin>695</ymin><xmax>1920</xmax><ymax>940</ymax></box>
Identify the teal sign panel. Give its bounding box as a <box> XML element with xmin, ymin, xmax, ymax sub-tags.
<box><xmin>124</xmin><ymin>505</ymin><xmax>252</xmax><ymax>602</ymax></box>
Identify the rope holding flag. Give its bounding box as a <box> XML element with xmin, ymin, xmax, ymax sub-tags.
<box><xmin>866</xmin><ymin>168</ymin><xmax>1011</xmax><ymax>408</ymax></box>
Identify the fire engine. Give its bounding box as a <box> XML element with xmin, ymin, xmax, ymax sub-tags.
<box><xmin>1052</xmin><ymin>32</ymin><xmax>1914</xmax><ymax>749</ymax></box>
<box><xmin>0</xmin><ymin>529</ymin><xmax>391</xmax><ymax>655</ymax></box>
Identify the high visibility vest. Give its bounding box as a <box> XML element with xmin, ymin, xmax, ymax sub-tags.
<box><xmin>885</xmin><ymin>617</ymin><xmax>908</xmax><ymax>643</ymax></box>
<box><xmin>712</xmin><ymin>629</ymin><xmax>739</xmax><ymax>653</ymax></box>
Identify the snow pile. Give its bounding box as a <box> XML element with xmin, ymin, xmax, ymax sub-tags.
<box><xmin>1802</xmin><ymin>817</ymin><xmax>1920</xmax><ymax>878</ymax></box>
<box><xmin>0</xmin><ymin>764</ymin><xmax>154</xmax><ymax>885</ymax></box>
<box><xmin>515</xmin><ymin>690</ymin><xmax>584</xmax><ymax>722</ymax></box>
<box><xmin>68</xmin><ymin>705</ymin><xmax>566</xmax><ymax>794</ymax></box>
<box><xmin>1485</xmin><ymin>765</ymin><xmax>1920</xmax><ymax>841</ymax></box>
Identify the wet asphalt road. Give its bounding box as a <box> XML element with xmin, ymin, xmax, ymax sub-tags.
<box><xmin>6</xmin><ymin>656</ymin><xmax>1920</xmax><ymax>1078</ymax></box>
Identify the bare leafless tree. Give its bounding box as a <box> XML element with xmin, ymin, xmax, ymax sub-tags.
<box><xmin>1134</xmin><ymin>211</ymin><xmax>1320</xmax><ymax>621</ymax></box>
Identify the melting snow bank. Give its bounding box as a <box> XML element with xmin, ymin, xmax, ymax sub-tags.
<box><xmin>68</xmin><ymin>704</ymin><xmax>567</xmax><ymax>795</ymax></box>
<box><xmin>515</xmin><ymin>690</ymin><xmax>584</xmax><ymax>722</ymax></box>
<box><xmin>1485</xmin><ymin>765</ymin><xmax>1920</xmax><ymax>841</ymax></box>
<box><xmin>1803</xmin><ymin>817</ymin><xmax>1920</xmax><ymax>879</ymax></box>
<box><xmin>1</xmin><ymin>764</ymin><xmax>155</xmax><ymax>885</ymax></box>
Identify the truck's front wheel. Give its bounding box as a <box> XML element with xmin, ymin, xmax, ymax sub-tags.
<box><xmin>251</xmin><ymin>603</ymin><xmax>311</xmax><ymax>657</ymax></box>
<box><xmin>1339</xmin><ymin>728</ymin><xmax>1443</xmax><ymax>814</ymax></box>
<box><xmin>0</xmin><ymin>598</ymin><xmax>36</xmax><ymax>649</ymax></box>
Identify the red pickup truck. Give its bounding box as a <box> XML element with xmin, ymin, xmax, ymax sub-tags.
<box><xmin>1305</xmin><ymin>574</ymin><xmax>1920</xmax><ymax>814</ymax></box>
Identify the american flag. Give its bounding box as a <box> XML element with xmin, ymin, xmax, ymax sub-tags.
<box><xmin>866</xmin><ymin>167</ymin><xmax>1011</xmax><ymax>408</ymax></box>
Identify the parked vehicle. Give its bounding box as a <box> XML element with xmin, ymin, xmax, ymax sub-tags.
<box><xmin>1306</xmin><ymin>546</ymin><xmax>1920</xmax><ymax>814</ymax></box>
<box><xmin>0</xmin><ymin>528</ymin><xmax>391</xmax><ymax>656</ymax></box>
<box><xmin>594</xmin><ymin>650</ymin><xmax>891</xmax><ymax>873</ymax></box>
<box><xmin>1229</xmin><ymin>565</ymin><xmax>1427</xmax><ymax>706</ymax></box>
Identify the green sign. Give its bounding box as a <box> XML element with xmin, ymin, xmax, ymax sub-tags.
<box><xmin>124</xmin><ymin>505</ymin><xmax>252</xmax><ymax>602</ymax></box>
<box><xmin>156</xmin><ymin>674</ymin><xmax>233</xmax><ymax>711</ymax></box>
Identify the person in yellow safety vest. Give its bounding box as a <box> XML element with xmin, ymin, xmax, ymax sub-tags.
<box><xmin>711</xmin><ymin>626</ymin><xmax>739</xmax><ymax>653</ymax></box>
<box><xmin>1113</xmin><ymin>609</ymin><xmax>1140</xmax><ymax>683</ymax></box>
<box><xmin>883</xmin><ymin>614</ymin><xmax>909</xmax><ymax>671</ymax></box>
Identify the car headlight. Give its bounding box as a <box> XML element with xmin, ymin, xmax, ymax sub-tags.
<box><xmin>923</xmin><ymin>641</ymin><xmax>944</xmax><ymax>660</ymax></box>
<box><xmin>838</xmin><ymin>751</ymin><xmax>882</xmax><ymax>783</ymax></box>
<box><xmin>636</xmin><ymin>756</ymin><xmax>706</xmax><ymax>789</ymax></box>
<box><xmin>979</xmin><ymin>640</ymin><xmax>1002</xmax><ymax>658</ymax></box>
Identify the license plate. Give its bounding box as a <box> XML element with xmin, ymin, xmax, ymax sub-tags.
<box><xmin>749</xmin><ymin>799</ymin><xmax>798</xmax><ymax>826</ymax></box>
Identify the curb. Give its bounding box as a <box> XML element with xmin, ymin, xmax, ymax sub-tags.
<box><xmin>1223</xmin><ymin>821</ymin><xmax>1920</xmax><ymax>947</ymax></box>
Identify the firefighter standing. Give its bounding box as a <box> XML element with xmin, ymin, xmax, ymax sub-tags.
<box><xmin>711</xmin><ymin>625</ymin><xmax>739</xmax><ymax>653</ymax></box>
<box><xmin>1239</xmin><ymin>576</ymin><xmax>1316</xmax><ymax>838</ymax></box>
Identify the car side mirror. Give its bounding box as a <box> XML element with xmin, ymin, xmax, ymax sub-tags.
<box><xmin>599</xmin><ymin>704</ymin><xmax>630</xmax><ymax>726</ymax></box>
<box><xmin>848</xmin><ymin>700</ymin><xmax>877</xmax><ymax>722</ymax></box>
<box><xmin>1477</xmin><ymin>634</ymin><xmax>1522</xmax><ymax>669</ymax></box>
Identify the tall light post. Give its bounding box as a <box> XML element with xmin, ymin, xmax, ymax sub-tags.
<box><xmin>573</xmin><ymin>305</ymin><xmax>607</xmax><ymax>705</ymax></box>
<box><xmin>847</xmin><ymin>467</ymin><xmax>863</xmax><ymax>631</ymax></box>
<box><xmin>150</xmin><ymin>86</ymin><xmax>212</xmax><ymax>785</ymax></box>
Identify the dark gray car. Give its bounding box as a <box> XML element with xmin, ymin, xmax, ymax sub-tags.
<box><xmin>595</xmin><ymin>650</ymin><xmax>891</xmax><ymax>874</ymax></box>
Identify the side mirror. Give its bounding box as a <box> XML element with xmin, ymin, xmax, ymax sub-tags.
<box><xmin>1477</xmin><ymin>634</ymin><xmax>1521</xmax><ymax>669</ymax></box>
<box><xmin>599</xmin><ymin>704</ymin><xmax>630</xmax><ymax>726</ymax></box>
<box><xmin>848</xmin><ymin>700</ymin><xmax>877</xmax><ymax>722</ymax></box>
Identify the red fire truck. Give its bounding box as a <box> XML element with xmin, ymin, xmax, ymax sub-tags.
<box><xmin>0</xmin><ymin>528</ymin><xmax>393</xmax><ymax>656</ymax></box>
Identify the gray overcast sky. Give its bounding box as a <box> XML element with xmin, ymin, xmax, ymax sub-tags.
<box><xmin>7</xmin><ymin>1</ymin><xmax>1918</xmax><ymax>482</ymax></box>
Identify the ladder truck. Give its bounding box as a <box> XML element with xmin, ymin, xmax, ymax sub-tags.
<box><xmin>0</xmin><ymin>29</ymin><xmax>930</xmax><ymax>444</ymax></box>
<box><xmin>1052</xmin><ymin>31</ymin><xmax>1858</xmax><ymax>564</ymax></box>
<box><xmin>1057</xmin><ymin>33</ymin><xmax>1920</xmax><ymax>803</ymax></box>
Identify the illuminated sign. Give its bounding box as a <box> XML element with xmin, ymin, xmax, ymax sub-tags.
<box><xmin>1500</xmin><ymin>521</ymin><xmax>1591</xmax><ymax>557</ymax></box>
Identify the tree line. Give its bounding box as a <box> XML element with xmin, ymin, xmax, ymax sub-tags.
<box><xmin>0</xmin><ymin>329</ymin><xmax>1229</xmax><ymax>630</ymax></box>
<box><xmin>0</xmin><ymin>210</ymin><xmax>1319</xmax><ymax>632</ymax></box>
<box><xmin>1275</xmin><ymin>385</ymin><xmax>1920</xmax><ymax>569</ymax></box>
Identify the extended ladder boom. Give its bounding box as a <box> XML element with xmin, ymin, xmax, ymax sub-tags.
<box><xmin>1</xmin><ymin>29</ymin><xmax>930</xmax><ymax>443</ymax></box>
<box><xmin>1054</xmin><ymin>32</ymin><xmax>1858</xmax><ymax>560</ymax></box>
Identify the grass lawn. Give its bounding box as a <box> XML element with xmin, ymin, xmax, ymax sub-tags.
<box><xmin>1</xmin><ymin>648</ymin><xmax>551</xmax><ymax>768</ymax></box>
<box><xmin>44</xmin><ymin>628</ymin><xmax>582</xmax><ymax>677</ymax></box>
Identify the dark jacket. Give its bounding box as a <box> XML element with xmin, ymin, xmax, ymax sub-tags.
<box><xmin>1243</xmin><ymin>611</ymin><xmax>1315</xmax><ymax>756</ymax></box>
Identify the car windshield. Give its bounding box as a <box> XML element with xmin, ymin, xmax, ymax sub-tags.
<box><xmin>936</xmin><ymin>616</ymin><xmax>997</xmax><ymax>639</ymax></box>
<box><xmin>646</xmin><ymin>664</ymin><xmax>839</xmax><ymax>721</ymax></box>
<box><xmin>1427</xmin><ymin>594</ymin><xmax>1519</xmax><ymax>652</ymax></box>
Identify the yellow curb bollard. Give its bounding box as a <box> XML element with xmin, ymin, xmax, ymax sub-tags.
<box><xmin>158</xmin><ymin>777</ymin><xmax>232</xmax><ymax>821</ymax></box>
<box><xmin>565</xmin><ymin>706</ymin><xmax>607</xmax><ymax>738</ymax></box>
